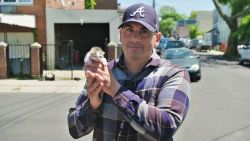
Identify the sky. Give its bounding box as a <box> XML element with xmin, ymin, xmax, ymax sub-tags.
<box><xmin>117</xmin><ymin>0</ymin><xmax>215</xmax><ymax>16</ymax></box>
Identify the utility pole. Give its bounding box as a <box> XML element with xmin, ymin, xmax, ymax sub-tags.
<box><xmin>153</xmin><ymin>0</ymin><xmax>155</xmax><ymax>9</ymax></box>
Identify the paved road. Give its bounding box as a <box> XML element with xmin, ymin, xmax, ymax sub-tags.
<box><xmin>0</xmin><ymin>92</ymin><xmax>92</xmax><ymax>141</ymax></box>
<box><xmin>174</xmin><ymin>53</ymin><xmax>250</xmax><ymax>141</ymax></box>
<box><xmin>0</xmin><ymin>53</ymin><xmax>250</xmax><ymax>141</ymax></box>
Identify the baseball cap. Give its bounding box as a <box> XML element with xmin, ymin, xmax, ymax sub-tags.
<box><xmin>118</xmin><ymin>3</ymin><xmax>159</xmax><ymax>32</ymax></box>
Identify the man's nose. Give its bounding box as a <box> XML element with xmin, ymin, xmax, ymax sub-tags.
<box><xmin>131</xmin><ymin>31</ymin><xmax>141</xmax><ymax>39</ymax></box>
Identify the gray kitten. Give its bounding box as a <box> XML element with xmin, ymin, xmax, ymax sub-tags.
<box><xmin>84</xmin><ymin>46</ymin><xmax>106</xmax><ymax>65</ymax></box>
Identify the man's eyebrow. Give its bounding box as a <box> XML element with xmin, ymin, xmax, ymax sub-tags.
<box><xmin>140</xmin><ymin>26</ymin><xmax>149</xmax><ymax>30</ymax></box>
<box><xmin>123</xmin><ymin>24</ymin><xmax>133</xmax><ymax>28</ymax></box>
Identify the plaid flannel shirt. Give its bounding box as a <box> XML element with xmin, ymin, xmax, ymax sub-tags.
<box><xmin>73</xmin><ymin>52</ymin><xmax>191</xmax><ymax>141</ymax></box>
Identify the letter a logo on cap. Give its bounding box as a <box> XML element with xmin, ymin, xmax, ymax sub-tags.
<box><xmin>130</xmin><ymin>7</ymin><xmax>145</xmax><ymax>17</ymax></box>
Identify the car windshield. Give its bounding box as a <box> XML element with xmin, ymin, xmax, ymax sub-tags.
<box><xmin>167</xmin><ymin>41</ymin><xmax>186</xmax><ymax>49</ymax></box>
<box><xmin>158</xmin><ymin>38</ymin><xmax>169</xmax><ymax>49</ymax></box>
<box><xmin>164</xmin><ymin>49</ymin><xmax>195</xmax><ymax>59</ymax></box>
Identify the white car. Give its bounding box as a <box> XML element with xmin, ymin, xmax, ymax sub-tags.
<box><xmin>238</xmin><ymin>43</ymin><xmax>250</xmax><ymax>65</ymax></box>
<box><xmin>195</xmin><ymin>39</ymin><xmax>211</xmax><ymax>52</ymax></box>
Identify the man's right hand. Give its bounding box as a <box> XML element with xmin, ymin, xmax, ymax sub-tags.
<box><xmin>85</xmin><ymin>70</ymin><xmax>103</xmax><ymax>110</ymax></box>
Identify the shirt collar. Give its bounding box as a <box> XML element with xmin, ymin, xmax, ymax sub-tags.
<box><xmin>117</xmin><ymin>49</ymin><xmax>161</xmax><ymax>70</ymax></box>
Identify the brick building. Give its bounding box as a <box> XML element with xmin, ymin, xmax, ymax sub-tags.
<box><xmin>45</xmin><ymin>0</ymin><xmax>119</xmax><ymax>69</ymax></box>
<box><xmin>0</xmin><ymin>0</ymin><xmax>46</xmax><ymax>44</ymax></box>
<box><xmin>0</xmin><ymin>0</ymin><xmax>120</xmax><ymax>79</ymax></box>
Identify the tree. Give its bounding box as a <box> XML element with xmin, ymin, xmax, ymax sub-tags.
<box><xmin>236</xmin><ymin>15</ymin><xmax>250</xmax><ymax>44</ymax></box>
<box><xmin>85</xmin><ymin>0</ymin><xmax>96</xmax><ymax>9</ymax></box>
<box><xmin>160</xmin><ymin>18</ymin><xmax>176</xmax><ymax>37</ymax></box>
<box><xmin>189</xmin><ymin>11</ymin><xmax>197</xmax><ymax>19</ymax></box>
<box><xmin>212</xmin><ymin>0</ymin><xmax>250</xmax><ymax>59</ymax></box>
<box><xmin>159</xmin><ymin>6</ymin><xmax>185</xmax><ymax>37</ymax></box>
<box><xmin>188</xmin><ymin>24</ymin><xmax>203</xmax><ymax>39</ymax></box>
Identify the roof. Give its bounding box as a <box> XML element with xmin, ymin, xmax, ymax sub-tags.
<box><xmin>0</xmin><ymin>13</ymin><xmax>35</xmax><ymax>28</ymax></box>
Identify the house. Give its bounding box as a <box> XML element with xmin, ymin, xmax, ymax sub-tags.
<box><xmin>175</xmin><ymin>19</ymin><xmax>196</xmax><ymax>38</ymax></box>
<box><xmin>45</xmin><ymin>0</ymin><xmax>120</xmax><ymax>69</ymax></box>
<box><xmin>212</xmin><ymin>6</ymin><xmax>230</xmax><ymax>47</ymax></box>
<box><xmin>0</xmin><ymin>0</ymin><xmax>46</xmax><ymax>44</ymax></box>
<box><xmin>0</xmin><ymin>0</ymin><xmax>120</xmax><ymax>79</ymax></box>
<box><xmin>196</xmin><ymin>11</ymin><xmax>213</xmax><ymax>34</ymax></box>
<box><xmin>0</xmin><ymin>0</ymin><xmax>46</xmax><ymax>78</ymax></box>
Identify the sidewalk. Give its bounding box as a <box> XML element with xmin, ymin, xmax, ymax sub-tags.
<box><xmin>0</xmin><ymin>79</ymin><xmax>86</xmax><ymax>94</ymax></box>
<box><xmin>207</xmin><ymin>50</ymin><xmax>224</xmax><ymax>55</ymax></box>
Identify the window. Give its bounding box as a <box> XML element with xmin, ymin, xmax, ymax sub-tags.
<box><xmin>19</xmin><ymin>0</ymin><xmax>31</xmax><ymax>2</ymax></box>
<box><xmin>4</xmin><ymin>0</ymin><xmax>15</xmax><ymax>2</ymax></box>
<box><xmin>0</xmin><ymin>0</ymin><xmax>32</xmax><ymax>5</ymax></box>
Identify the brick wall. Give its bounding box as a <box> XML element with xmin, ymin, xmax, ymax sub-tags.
<box><xmin>95</xmin><ymin>0</ymin><xmax>117</xmax><ymax>9</ymax></box>
<box><xmin>16</xmin><ymin>0</ymin><xmax>46</xmax><ymax>44</ymax></box>
<box><xmin>0</xmin><ymin>46</ymin><xmax>7</xmax><ymax>79</ymax></box>
<box><xmin>47</xmin><ymin>0</ymin><xmax>84</xmax><ymax>9</ymax></box>
<box><xmin>0</xmin><ymin>43</ymin><xmax>42</xmax><ymax>79</ymax></box>
<box><xmin>30</xmin><ymin>47</ymin><xmax>41</xmax><ymax>78</ymax></box>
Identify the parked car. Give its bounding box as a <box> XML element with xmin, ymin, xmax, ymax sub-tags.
<box><xmin>188</xmin><ymin>39</ymin><xmax>199</xmax><ymax>49</ymax></box>
<box><xmin>160</xmin><ymin>40</ymin><xmax>188</xmax><ymax>55</ymax></box>
<box><xmin>195</xmin><ymin>39</ymin><xmax>211</xmax><ymax>52</ymax></box>
<box><xmin>156</xmin><ymin>38</ymin><xmax>170</xmax><ymax>55</ymax></box>
<box><xmin>165</xmin><ymin>40</ymin><xmax>187</xmax><ymax>49</ymax></box>
<box><xmin>238</xmin><ymin>43</ymin><xmax>250</xmax><ymax>65</ymax></box>
<box><xmin>162</xmin><ymin>48</ymin><xmax>201</xmax><ymax>82</ymax></box>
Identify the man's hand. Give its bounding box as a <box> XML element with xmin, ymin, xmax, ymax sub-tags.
<box><xmin>94</xmin><ymin>60</ymin><xmax>121</xmax><ymax>97</ymax></box>
<box><xmin>84</xmin><ymin>58</ymin><xmax>108</xmax><ymax>110</ymax></box>
<box><xmin>85</xmin><ymin>70</ymin><xmax>103</xmax><ymax>110</ymax></box>
<box><xmin>84</xmin><ymin>58</ymin><xmax>120</xmax><ymax>98</ymax></box>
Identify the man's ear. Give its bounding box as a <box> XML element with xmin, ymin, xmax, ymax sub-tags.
<box><xmin>155</xmin><ymin>32</ymin><xmax>162</xmax><ymax>47</ymax></box>
<box><xmin>119</xmin><ymin>29</ymin><xmax>122</xmax><ymax>42</ymax></box>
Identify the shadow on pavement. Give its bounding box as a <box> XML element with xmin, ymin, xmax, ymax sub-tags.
<box><xmin>198</xmin><ymin>53</ymin><xmax>250</xmax><ymax>69</ymax></box>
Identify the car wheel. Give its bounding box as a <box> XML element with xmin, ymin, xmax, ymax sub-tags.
<box><xmin>239</xmin><ymin>56</ymin><xmax>244</xmax><ymax>65</ymax></box>
<box><xmin>191</xmin><ymin>76</ymin><xmax>201</xmax><ymax>82</ymax></box>
<box><xmin>196</xmin><ymin>76</ymin><xmax>201</xmax><ymax>81</ymax></box>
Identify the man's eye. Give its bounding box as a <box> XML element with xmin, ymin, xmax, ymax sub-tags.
<box><xmin>140</xmin><ymin>29</ymin><xmax>150</xmax><ymax>34</ymax></box>
<box><xmin>124</xmin><ymin>27</ymin><xmax>133</xmax><ymax>32</ymax></box>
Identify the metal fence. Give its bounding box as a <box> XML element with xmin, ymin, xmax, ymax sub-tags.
<box><xmin>5</xmin><ymin>41</ymin><xmax>121</xmax><ymax>80</ymax></box>
<box><xmin>41</xmin><ymin>40</ymin><xmax>84</xmax><ymax>80</ymax></box>
<box><xmin>7</xmin><ymin>44</ymin><xmax>31</xmax><ymax>79</ymax></box>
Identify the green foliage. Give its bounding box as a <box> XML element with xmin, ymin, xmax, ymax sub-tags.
<box><xmin>188</xmin><ymin>25</ymin><xmax>197</xmax><ymax>39</ymax></box>
<box><xmin>188</xmin><ymin>24</ymin><xmax>203</xmax><ymax>39</ymax></box>
<box><xmin>32</xmin><ymin>28</ymin><xmax>38</xmax><ymax>42</ymax></box>
<box><xmin>218</xmin><ymin>0</ymin><xmax>250</xmax><ymax>15</ymax></box>
<box><xmin>189</xmin><ymin>11</ymin><xmax>197</xmax><ymax>19</ymax></box>
<box><xmin>85</xmin><ymin>0</ymin><xmax>96</xmax><ymax>9</ymax></box>
<box><xmin>213</xmin><ymin>0</ymin><xmax>250</xmax><ymax>59</ymax></box>
<box><xmin>236</xmin><ymin>15</ymin><xmax>250</xmax><ymax>43</ymax></box>
<box><xmin>159</xmin><ymin>6</ymin><xmax>185</xmax><ymax>37</ymax></box>
<box><xmin>160</xmin><ymin>18</ymin><xmax>175</xmax><ymax>37</ymax></box>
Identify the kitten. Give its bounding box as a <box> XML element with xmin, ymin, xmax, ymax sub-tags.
<box><xmin>84</xmin><ymin>46</ymin><xmax>106</xmax><ymax>65</ymax></box>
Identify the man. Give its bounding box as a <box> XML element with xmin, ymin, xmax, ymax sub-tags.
<box><xmin>68</xmin><ymin>3</ymin><xmax>191</xmax><ymax>141</ymax></box>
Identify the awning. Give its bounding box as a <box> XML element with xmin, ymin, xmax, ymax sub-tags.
<box><xmin>0</xmin><ymin>13</ymin><xmax>36</xmax><ymax>28</ymax></box>
<box><xmin>206</xmin><ymin>27</ymin><xmax>217</xmax><ymax>33</ymax></box>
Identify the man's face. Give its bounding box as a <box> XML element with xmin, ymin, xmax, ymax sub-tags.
<box><xmin>120</xmin><ymin>22</ymin><xmax>161</xmax><ymax>61</ymax></box>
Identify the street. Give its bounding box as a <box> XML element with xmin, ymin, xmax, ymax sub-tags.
<box><xmin>0</xmin><ymin>53</ymin><xmax>250</xmax><ymax>141</ymax></box>
<box><xmin>174</xmin><ymin>53</ymin><xmax>250</xmax><ymax>141</ymax></box>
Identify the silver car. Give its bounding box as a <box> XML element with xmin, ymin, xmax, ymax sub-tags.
<box><xmin>162</xmin><ymin>47</ymin><xmax>201</xmax><ymax>82</ymax></box>
<box><xmin>238</xmin><ymin>43</ymin><xmax>250</xmax><ymax>65</ymax></box>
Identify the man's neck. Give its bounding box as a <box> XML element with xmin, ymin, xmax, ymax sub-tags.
<box><xmin>124</xmin><ymin>57</ymin><xmax>150</xmax><ymax>74</ymax></box>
